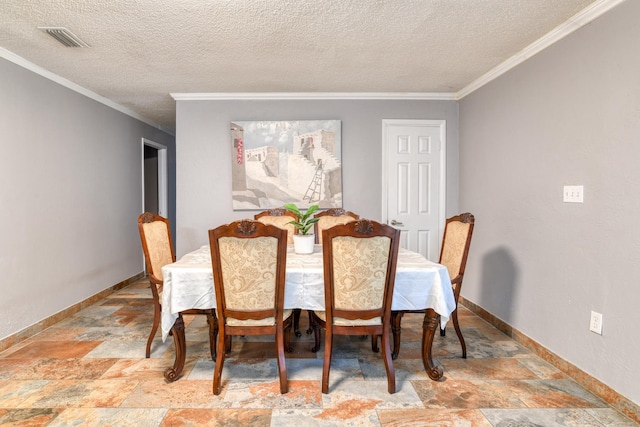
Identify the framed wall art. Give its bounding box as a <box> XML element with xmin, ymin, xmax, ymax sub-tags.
<box><xmin>230</xmin><ymin>120</ymin><xmax>342</xmax><ymax>210</ymax></box>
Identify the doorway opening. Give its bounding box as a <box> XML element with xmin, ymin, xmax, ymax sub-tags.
<box><xmin>142</xmin><ymin>138</ymin><xmax>168</xmax><ymax>217</ymax></box>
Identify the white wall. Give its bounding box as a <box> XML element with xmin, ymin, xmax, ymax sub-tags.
<box><xmin>174</xmin><ymin>99</ymin><xmax>459</xmax><ymax>256</ymax></box>
<box><xmin>0</xmin><ymin>58</ymin><xmax>175</xmax><ymax>341</ymax></box>
<box><xmin>459</xmin><ymin>0</ymin><xmax>639</xmax><ymax>405</ymax></box>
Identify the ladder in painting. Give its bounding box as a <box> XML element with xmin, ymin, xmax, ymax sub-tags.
<box><xmin>303</xmin><ymin>161</ymin><xmax>323</xmax><ymax>202</ymax></box>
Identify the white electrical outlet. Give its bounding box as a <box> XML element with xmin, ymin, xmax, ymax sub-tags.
<box><xmin>563</xmin><ymin>185</ymin><xmax>584</xmax><ymax>203</ymax></box>
<box><xmin>590</xmin><ymin>311</ymin><xmax>603</xmax><ymax>335</ymax></box>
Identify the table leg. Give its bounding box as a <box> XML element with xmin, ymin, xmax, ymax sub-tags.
<box><xmin>421</xmin><ymin>309</ymin><xmax>444</xmax><ymax>381</ymax></box>
<box><xmin>292</xmin><ymin>308</ymin><xmax>302</xmax><ymax>337</ymax></box>
<box><xmin>164</xmin><ymin>314</ymin><xmax>186</xmax><ymax>382</ymax></box>
<box><xmin>391</xmin><ymin>311</ymin><xmax>403</xmax><ymax>360</ymax></box>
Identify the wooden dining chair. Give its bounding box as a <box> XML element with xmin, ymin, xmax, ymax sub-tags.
<box><xmin>208</xmin><ymin>219</ymin><xmax>293</xmax><ymax>395</ymax></box>
<box><xmin>313</xmin><ymin>208</ymin><xmax>359</xmax><ymax>244</ymax></box>
<box><xmin>309</xmin><ymin>209</ymin><xmax>360</xmax><ymax>338</ymax></box>
<box><xmin>254</xmin><ymin>208</ymin><xmax>297</xmax><ymax>244</ymax></box>
<box><xmin>309</xmin><ymin>218</ymin><xmax>400</xmax><ymax>394</ymax></box>
<box><xmin>137</xmin><ymin>212</ymin><xmax>217</xmax><ymax>359</ymax></box>
<box><xmin>255</xmin><ymin>208</ymin><xmax>310</xmax><ymax>337</ymax></box>
<box><xmin>391</xmin><ymin>212</ymin><xmax>475</xmax><ymax>359</ymax></box>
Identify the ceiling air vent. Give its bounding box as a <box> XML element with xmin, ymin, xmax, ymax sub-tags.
<box><xmin>38</xmin><ymin>27</ymin><xmax>90</xmax><ymax>48</ymax></box>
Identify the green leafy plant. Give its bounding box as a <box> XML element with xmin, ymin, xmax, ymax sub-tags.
<box><xmin>284</xmin><ymin>203</ymin><xmax>319</xmax><ymax>235</ymax></box>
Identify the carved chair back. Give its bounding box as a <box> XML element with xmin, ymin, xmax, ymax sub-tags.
<box><xmin>254</xmin><ymin>208</ymin><xmax>298</xmax><ymax>244</ymax></box>
<box><xmin>313</xmin><ymin>208</ymin><xmax>359</xmax><ymax>244</ymax></box>
<box><xmin>439</xmin><ymin>212</ymin><xmax>475</xmax><ymax>300</ymax></box>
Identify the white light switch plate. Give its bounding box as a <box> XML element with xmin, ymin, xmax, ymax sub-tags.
<box><xmin>563</xmin><ymin>185</ymin><xmax>584</xmax><ymax>203</ymax></box>
<box><xmin>590</xmin><ymin>311</ymin><xmax>603</xmax><ymax>335</ymax></box>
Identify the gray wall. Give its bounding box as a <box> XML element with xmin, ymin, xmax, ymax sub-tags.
<box><xmin>174</xmin><ymin>99</ymin><xmax>459</xmax><ymax>256</ymax></box>
<box><xmin>459</xmin><ymin>0</ymin><xmax>639</xmax><ymax>405</ymax></box>
<box><xmin>0</xmin><ymin>58</ymin><xmax>175</xmax><ymax>341</ymax></box>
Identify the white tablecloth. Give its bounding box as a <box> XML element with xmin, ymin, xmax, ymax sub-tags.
<box><xmin>161</xmin><ymin>245</ymin><xmax>455</xmax><ymax>341</ymax></box>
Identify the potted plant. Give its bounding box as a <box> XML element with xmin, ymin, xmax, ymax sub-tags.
<box><xmin>284</xmin><ymin>203</ymin><xmax>319</xmax><ymax>254</ymax></box>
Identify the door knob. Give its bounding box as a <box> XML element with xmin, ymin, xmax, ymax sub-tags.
<box><xmin>390</xmin><ymin>219</ymin><xmax>404</xmax><ymax>226</ymax></box>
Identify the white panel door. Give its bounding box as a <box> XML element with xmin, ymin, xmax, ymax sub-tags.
<box><xmin>382</xmin><ymin>120</ymin><xmax>446</xmax><ymax>261</ymax></box>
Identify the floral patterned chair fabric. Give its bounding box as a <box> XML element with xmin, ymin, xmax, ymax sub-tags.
<box><xmin>217</xmin><ymin>235</ymin><xmax>293</xmax><ymax>326</ymax></box>
<box><xmin>440</xmin><ymin>220</ymin><xmax>473</xmax><ymax>287</ymax></box>
<box><xmin>313</xmin><ymin>236</ymin><xmax>390</xmax><ymax>326</ymax></box>
<box><xmin>141</xmin><ymin>220</ymin><xmax>173</xmax><ymax>281</ymax></box>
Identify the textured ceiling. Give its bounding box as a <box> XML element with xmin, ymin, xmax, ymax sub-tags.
<box><xmin>1</xmin><ymin>0</ymin><xmax>602</xmax><ymax>134</ymax></box>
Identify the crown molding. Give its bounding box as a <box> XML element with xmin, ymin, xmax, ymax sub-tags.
<box><xmin>0</xmin><ymin>47</ymin><xmax>172</xmax><ymax>135</ymax></box>
<box><xmin>456</xmin><ymin>0</ymin><xmax>627</xmax><ymax>99</ymax></box>
<box><xmin>3</xmin><ymin>0</ymin><xmax>626</xmax><ymax>123</ymax></box>
<box><xmin>171</xmin><ymin>92</ymin><xmax>457</xmax><ymax>101</ymax></box>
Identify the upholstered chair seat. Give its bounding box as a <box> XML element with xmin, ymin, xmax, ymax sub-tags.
<box><xmin>312</xmin><ymin>311</ymin><xmax>381</xmax><ymax>326</ymax></box>
<box><xmin>226</xmin><ymin>310</ymin><xmax>294</xmax><ymax>326</ymax></box>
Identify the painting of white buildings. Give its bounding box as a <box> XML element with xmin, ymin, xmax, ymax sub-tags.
<box><xmin>230</xmin><ymin>120</ymin><xmax>342</xmax><ymax>210</ymax></box>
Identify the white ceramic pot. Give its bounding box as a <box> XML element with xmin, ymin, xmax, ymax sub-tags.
<box><xmin>292</xmin><ymin>234</ymin><xmax>315</xmax><ymax>254</ymax></box>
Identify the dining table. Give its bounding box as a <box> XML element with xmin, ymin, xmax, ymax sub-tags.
<box><xmin>160</xmin><ymin>244</ymin><xmax>456</xmax><ymax>382</ymax></box>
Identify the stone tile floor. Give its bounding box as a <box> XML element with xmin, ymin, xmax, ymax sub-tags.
<box><xmin>0</xmin><ymin>278</ymin><xmax>637</xmax><ymax>426</ymax></box>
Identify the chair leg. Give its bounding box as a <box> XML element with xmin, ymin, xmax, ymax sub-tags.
<box><xmin>390</xmin><ymin>312</ymin><xmax>403</xmax><ymax>360</ymax></box>
<box><xmin>451</xmin><ymin>308</ymin><xmax>467</xmax><ymax>358</ymax></box>
<box><xmin>146</xmin><ymin>302</ymin><xmax>161</xmax><ymax>358</ymax></box>
<box><xmin>276</xmin><ymin>325</ymin><xmax>289</xmax><ymax>394</ymax></box>
<box><xmin>321</xmin><ymin>329</ymin><xmax>333</xmax><ymax>394</ymax></box>
<box><xmin>284</xmin><ymin>321</ymin><xmax>293</xmax><ymax>353</ymax></box>
<box><xmin>381</xmin><ymin>327</ymin><xmax>396</xmax><ymax>394</ymax></box>
<box><xmin>371</xmin><ymin>335</ymin><xmax>380</xmax><ymax>353</ymax></box>
<box><xmin>213</xmin><ymin>332</ymin><xmax>227</xmax><ymax>395</ymax></box>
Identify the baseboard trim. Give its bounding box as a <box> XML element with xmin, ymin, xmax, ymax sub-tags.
<box><xmin>459</xmin><ymin>296</ymin><xmax>640</xmax><ymax>424</ymax></box>
<box><xmin>0</xmin><ymin>272</ymin><xmax>145</xmax><ymax>354</ymax></box>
